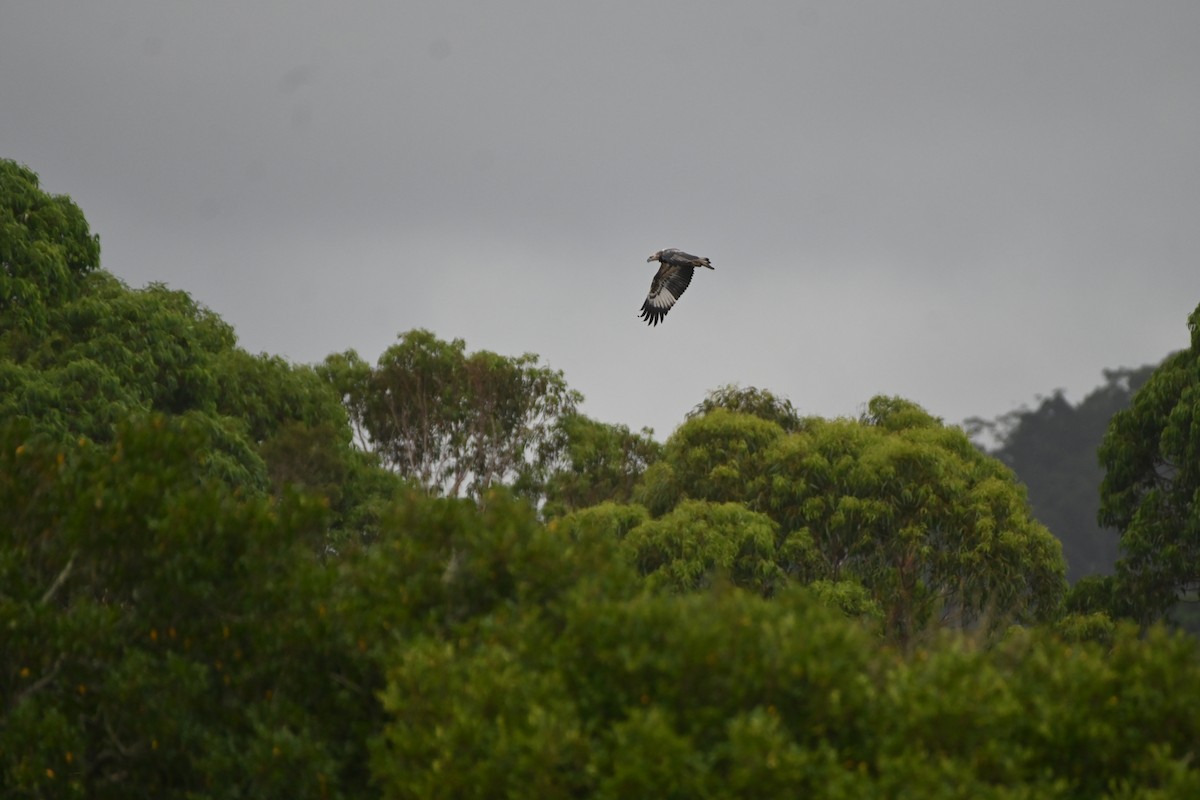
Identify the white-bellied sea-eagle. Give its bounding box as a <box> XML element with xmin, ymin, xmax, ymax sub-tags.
<box><xmin>639</xmin><ymin>248</ymin><xmax>714</xmax><ymax>326</ymax></box>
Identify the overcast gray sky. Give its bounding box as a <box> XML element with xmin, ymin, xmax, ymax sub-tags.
<box><xmin>4</xmin><ymin>2</ymin><xmax>1199</xmax><ymax>438</ymax></box>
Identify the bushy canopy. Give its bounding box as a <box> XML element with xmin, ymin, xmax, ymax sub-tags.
<box><xmin>627</xmin><ymin>397</ymin><xmax>1067</xmax><ymax>640</ymax></box>
<box><xmin>0</xmin><ymin>159</ymin><xmax>401</xmax><ymax>541</ymax></box>
<box><xmin>1101</xmin><ymin>303</ymin><xmax>1200</xmax><ymax>623</ymax></box>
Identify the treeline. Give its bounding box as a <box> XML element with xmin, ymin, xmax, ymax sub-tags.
<box><xmin>5</xmin><ymin>158</ymin><xmax>1200</xmax><ymax>796</ymax></box>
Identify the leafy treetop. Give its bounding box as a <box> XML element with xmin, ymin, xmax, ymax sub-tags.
<box><xmin>1101</xmin><ymin>303</ymin><xmax>1200</xmax><ymax>624</ymax></box>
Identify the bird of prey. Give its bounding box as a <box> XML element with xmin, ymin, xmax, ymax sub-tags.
<box><xmin>639</xmin><ymin>248</ymin><xmax>715</xmax><ymax>326</ymax></box>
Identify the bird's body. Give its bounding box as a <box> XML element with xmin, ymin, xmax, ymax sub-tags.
<box><xmin>640</xmin><ymin>248</ymin><xmax>714</xmax><ymax>326</ymax></box>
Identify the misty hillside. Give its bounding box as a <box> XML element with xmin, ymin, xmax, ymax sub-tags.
<box><xmin>967</xmin><ymin>366</ymin><xmax>1159</xmax><ymax>583</ymax></box>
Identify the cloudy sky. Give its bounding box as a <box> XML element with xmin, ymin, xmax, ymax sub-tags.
<box><xmin>4</xmin><ymin>2</ymin><xmax>1199</xmax><ymax>439</ymax></box>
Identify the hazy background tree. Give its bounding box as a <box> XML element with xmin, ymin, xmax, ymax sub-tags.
<box><xmin>967</xmin><ymin>366</ymin><xmax>1157</xmax><ymax>582</ymax></box>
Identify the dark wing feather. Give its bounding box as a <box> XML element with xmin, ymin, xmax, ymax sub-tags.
<box><xmin>639</xmin><ymin>263</ymin><xmax>694</xmax><ymax>326</ymax></box>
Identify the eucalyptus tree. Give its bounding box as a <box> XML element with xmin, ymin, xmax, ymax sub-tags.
<box><xmin>325</xmin><ymin>329</ymin><xmax>580</xmax><ymax>501</ymax></box>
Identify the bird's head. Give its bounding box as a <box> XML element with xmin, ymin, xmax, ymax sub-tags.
<box><xmin>647</xmin><ymin>251</ymin><xmax>662</xmax><ymax>263</ymax></box>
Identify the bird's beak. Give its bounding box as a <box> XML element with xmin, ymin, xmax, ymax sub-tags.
<box><xmin>646</xmin><ymin>254</ymin><xmax>656</xmax><ymax>262</ymax></box>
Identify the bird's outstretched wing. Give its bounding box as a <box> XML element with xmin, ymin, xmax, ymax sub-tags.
<box><xmin>639</xmin><ymin>263</ymin><xmax>694</xmax><ymax>326</ymax></box>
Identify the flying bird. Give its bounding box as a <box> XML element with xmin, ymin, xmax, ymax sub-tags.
<box><xmin>639</xmin><ymin>248</ymin><xmax>715</xmax><ymax>326</ymax></box>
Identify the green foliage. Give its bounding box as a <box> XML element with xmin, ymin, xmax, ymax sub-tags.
<box><xmin>0</xmin><ymin>417</ymin><xmax>379</xmax><ymax>798</ymax></box>
<box><xmin>1054</xmin><ymin>612</ymin><xmax>1117</xmax><ymax>645</ymax></box>
<box><xmin>326</xmin><ymin>330</ymin><xmax>581</xmax><ymax>501</ymax></box>
<box><xmin>621</xmin><ymin>500</ymin><xmax>785</xmax><ymax>595</ymax></box>
<box><xmin>373</xmin><ymin>588</ymin><xmax>879</xmax><ymax>800</ymax></box>
<box><xmin>0</xmin><ymin>262</ymin><xmax>350</xmax><ymax>495</ymax></box>
<box><xmin>550</xmin><ymin>501</ymin><xmax>649</xmax><ymax>544</ymax></box>
<box><xmin>638</xmin><ymin>397</ymin><xmax>1067</xmax><ymax>642</ymax></box>
<box><xmin>593</xmin><ymin>707</ymin><xmax>708</xmax><ymax>800</ymax></box>
<box><xmin>214</xmin><ymin>348</ymin><xmax>346</xmax><ymax>444</ymax></box>
<box><xmin>874</xmin><ymin>625</ymin><xmax>1200</xmax><ymax>797</ymax></box>
<box><xmin>0</xmin><ymin>272</ymin><xmax>228</xmax><ymax>441</ymax></box>
<box><xmin>1063</xmin><ymin>574</ymin><xmax>1141</xmax><ymax>625</ymax></box>
<box><xmin>0</xmin><ymin>163</ymin><xmax>398</xmax><ymax>542</ymax></box>
<box><xmin>807</xmin><ymin>579</ymin><xmax>884</xmax><ymax>624</ymax></box>
<box><xmin>8</xmin><ymin>160</ymin><xmax>1199</xmax><ymax>797</ymax></box>
<box><xmin>540</xmin><ymin>413</ymin><xmax>661</xmax><ymax>519</ymax></box>
<box><xmin>0</xmin><ymin>159</ymin><xmax>100</xmax><ymax>334</ymax></box>
<box><xmin>6</xmin><ymin>415</ymin><xmax>1200</xmax><ymax>799</ymax></box>
<box><xmin>688</xmin><ymin>383</ymin><xmax>803</xmax><ymax>432</ymax></box>
<box><xmin>1100</xmin><ymin>305</ymin><xmax>1200</xmax><ymax>624</ymax></box>
<box><xmin>260</xmin><ymin>420</ymin><xmax>352</xmax><ymax>506</ymax></box>
<box><xmin>635</xmin><ymin>408</ymin><xmax>784</xmax><ymax>514</ymax></box>
<box><xmin>374</xmin><ymin>568</ymin><xmax>1200</xmax><ymax>799</ymax></box>
<box><xmin>374</xmin><ymin>635</ymin><xmax>589</xmax><ymax>800</ymax></box>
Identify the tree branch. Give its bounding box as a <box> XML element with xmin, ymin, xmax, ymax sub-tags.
<box><xmin>40</xmin><ymin>550</ymin><xmax>77</xmax><ymax>606</ymax></box>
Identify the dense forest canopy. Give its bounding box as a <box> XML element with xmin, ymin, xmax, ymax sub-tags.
<box><xmin>5</xmin><ymin>158</ymin><xmax>1200</xmax><ymax>797</ymax></box>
